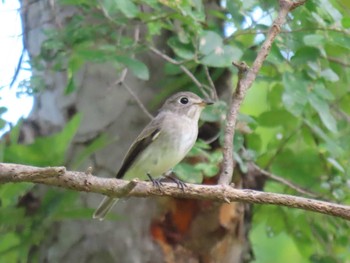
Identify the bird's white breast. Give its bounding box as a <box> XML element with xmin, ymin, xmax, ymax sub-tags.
<box><xmin>124</xmin><ymin>112</ymin><xmax>198</xmax><ymax>180</ymax></box>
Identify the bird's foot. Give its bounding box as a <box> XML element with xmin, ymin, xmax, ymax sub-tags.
<box><xmin>164</xmin><ymin>175</ymin><xmax>187</xmax><ymax>192</ymax></box>
<box><xmin>147</xmin><ymin>173</ymin><xmax>164</xmax><ymax>190</ymax></box>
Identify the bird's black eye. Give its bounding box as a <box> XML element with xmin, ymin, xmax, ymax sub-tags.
<box><xmin>180</xmin><ymin>97</ymin><xmax>189</xmax><ymax>104</ymax></box>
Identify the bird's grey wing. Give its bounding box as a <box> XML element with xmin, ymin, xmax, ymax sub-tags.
<box><xmin>116</xmin><ymin>117</ymin><xmax>163</xmax><ymax>179</ymax></box>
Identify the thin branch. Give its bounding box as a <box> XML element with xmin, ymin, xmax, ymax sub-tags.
<box><xmin>114</xmin><ymin>26</ymin><xmax>153</xmax><ymax>120</ymax></box>
<box><xmin>149</xmin><ymin>46</ymin><xmax>210</xmax><ymax>99</ymax></box>
<box><xmin>290</xmin><ymin>0</ymin><xmax>307</xmax><ymax>10</ymax></box>
<box><xmin>203</xmin><ymin>132</ymin><xmax>221</xmax><ymax>144</ymax></box>
<box><xmin>120</xmin><ymin>81</ymin><xmax>153</xmax><ymax>120</ymax></box>
<box><xmin>229</xmin><ymin>26</ymin><xmax>349</xmax><ymax>39</ymax></box>
<box><xmin>10</xmin><ymin>47</ymin><xmax>25</xmax><ymax>88</ymax></box>
<box><xmin>219</xmin><ymin>0</ymin><xmax>307</xmax><ymax>185</ymax></box>
<box><xmin>203</xmin><ymin>66</ymin><xmax>218</xmax><ymax>100</ymax></box>
<box><xmin>1</xmin><ymin>163</ymin><xmax>350</xmax><ymax>220</ymax></box>
<box><xmin>264</xmin><ymin>123</ymin><xmax>302</xmax><ymax>170</ymax></box>
<box><xmin>242</xmin><ymin>146</ymin><xmax>319</xmax><ymax>198</ymax></box>
<box><xmin>332</xmin><ymin>106</ymin><xmax>350</xmax><ymax>123</ymax></box>
<box><xmin>252</xmin><ymin>164</ymin><xmax>319</xmax><ymax>198</ymax></box>
<box><xmin>326</xmin><ymin>56</ymin><xmax>350</xmax><ymax>67</ymax></box>
<box><xmin>116</xmin><ymin>68</ymin><xmax>128</xmax><ymax>84</ymax></box>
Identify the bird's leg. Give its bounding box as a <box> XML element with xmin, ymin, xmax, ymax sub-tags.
<box><xmin>147</xmin><ymin>173</ymin><xmax>163</xmax><ymax>190</ymax></box>
<box><xmin>164</xmin><ymin>174</ymin><xmax>187</xmax><ymax>192</ymax></box>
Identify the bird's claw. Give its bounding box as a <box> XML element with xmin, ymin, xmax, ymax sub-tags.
<box><xmin>147</xmin><ymin>173</ymin><xmax>164</xmax><ymax>190</ymax></box>
<box><xmin>147</xmin><ymin>173</ymin><xmax>186</xmax><ymax>192</ymax></box>
<box><xmin>165</xmin><ymin>175</ymin><xmax>187</xmax><ymax>192</ymax></box>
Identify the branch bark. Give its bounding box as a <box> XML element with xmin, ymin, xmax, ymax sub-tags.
<box><xmin>1</xmin><ymin>162</ymin><xmax>350</xmax><ymax>221</ymax></box>
<box><xmin>219</xmin><ymin>0</ymin><xmax>307</xmax><ymax>185</ymax></box>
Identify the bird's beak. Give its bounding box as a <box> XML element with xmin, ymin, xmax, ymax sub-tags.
<box><xmin>198</xmin><ymin>99</ymin><xmax>214</xmax><ymax>107</ymax></box>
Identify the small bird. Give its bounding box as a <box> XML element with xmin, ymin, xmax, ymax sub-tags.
<box><xmin>93</xmin><ymin>91</ymin><xmax>213</xmax><ymax>220</ymax></box>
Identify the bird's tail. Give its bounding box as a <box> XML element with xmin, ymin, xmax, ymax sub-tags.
<box><xmin>93</xmin><ymin>196</ymin><xmax>118</xmax><ymax>220</ymax></box>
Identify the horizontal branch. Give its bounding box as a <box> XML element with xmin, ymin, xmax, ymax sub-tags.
<box><xmin>1</xmin><ymin>163</ymin><xmax>350</xmax><ymax>221</ymax></box>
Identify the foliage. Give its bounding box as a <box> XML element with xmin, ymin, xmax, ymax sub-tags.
<box><xmin>1</xmin><ymin>0</ymin><xmax>350</xmax><ymax>262</ymax></box>
<box><xmin>0</xmin><ymin>115</ymin><xmax>110</xmax><ymax>261</ymax></box>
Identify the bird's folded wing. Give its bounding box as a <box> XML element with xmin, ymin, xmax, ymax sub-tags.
<box><xmin>116</xmin><ymin>116</ymin><xmax>163</xmax><ymax>179</ymax></box>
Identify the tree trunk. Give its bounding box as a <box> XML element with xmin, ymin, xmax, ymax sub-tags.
<box><xmin>20</xmin><ymin>1</ymin><xmax>256</xmax><ymax>262</ymax></box>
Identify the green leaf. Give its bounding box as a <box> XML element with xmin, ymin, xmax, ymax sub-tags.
<box><xmin>4</xmin><ymin>115</ymin><xmax>81</xmax><ymax>166</ymax></box>
<box><xmin>199</xmin><ymin>31</ymin><xmax>223</xmax><ymax>55</ymax></box>
<box><xmin>0</xmin><ymin>183</ymin><xmax>33</xmax><ymax>207</ymax></box>
<box><xmin>326</xmin><ymin>157</ymin><xmax>345</xmax><ymax>173</ymax></box>
<box><xmin>282</xmin><ymin>72</ymin><xmax>308</xmax><ymax>116</ymax></box>
<box><xmin>200</xmin><ymin>101</ymin><xmax>227</xmax><ymax>122</ymax></box>
<box><xmin>201</xmin><ymin>45</ymin><xmax>242</xmax><ymax>67</ymax></box>
<box><xmin>304</xmin><ymin>120</ymin><xmax>343</xmax><ymax>158</ymax></box>
<box><xmin>64</xmin><ymin>78</ymin><xmax>76</xmax><ymax>95</ymax></box>
<box><xmin>303</xmin><ymin>34</ymin><xmax>325</xmax><ymax>47</ymax></box>
<box><xmin>265</xmin><ymin>206</ymin><xmax>286</xmax><ymax>235</ymax></box>
<box><xmin>312</xmin><ymin>82</ymin><xmax>334</xmax><ymax>100</ymax></box>
<box><xmin>194</xmin><ymin>163</ymin><xmax>219</xmax><ymax>177</ymax></box>
<box><xmin>341</xmin><ymin>17</ymin><xmax>350</xmax><ymax>28</ymax></box>
<box><xmin>72</xmin><ymin>133</ymin><xmax>109</xmax><ymax>169</ymax></box>
<box><xmin>321</xmin><ymin>68</ymin><xmax>339</xmax><ymax>82</ymax></box>
<box><xmin>234</xmin><ymin>132</ymin><xmax>244</xmax><ymax>152</ymax></box>
<box><xmin>193</xmin><ymin>139</ymin><xmax>211</xmax><ymax>150</ymax></box>
<box><xmin>310</xmin><ymin>254</ymin><xmax>339</xmax><ymax>263</ymax></box>
<box><xmin>173</xmin><ymin>163</ymin><xmax>203</xmax><ymax>184</ymax></box>
<box><xmin>68</xmin><ymin>53</ymin><xmax>84</xmax><ymax>73</ymax></box>
<box><xmin>75</xmin><ymin>46</ymin><xmax>110</xmax><ymax>62</ymax></box>
<box><xmin>267</xmin><ymin>84</ymin><xmax>284</xmax><ymax>109</ymax></box>
<box><xmin>257</xmin><ymin>109</ymin><xmax>297</xmax><ymax>127</ymax></box>
<box><xmin>53</xmin><ymin>208</ymin><xmax>109</xmax><ymax>220</ymax></box>
<box><xmin>147</xmin><ymin>22</ymin><xmax>163</xmax><ymax>36</ymax></box>
<box><xmin>291</xmin><ymin>47</ymin><xmax>321</xmax><ymax>65</ymax></box>
<box><xmin>208</xmin><ymin>150</ymin><xmax>223</xmax><ymax>163</ymax></box>
<box><xmin>234</xmin><ymin>151</ymin><xmax>248</xmax><ymax>173</ymax></box>
<box><xmin>167</xmin><ymin>37</ymin><xmax>195</xmax><ymax>59</ymax></box>
<box><xmin>115</xmin><ymin>56</ymin><xmax>149</xmax><ymax>80</ymax></box>
<box><xmin>0</xmin><ymin>207</ymin><xmax>26</xmax><ymax>225</ymax></box>
<box><xmin>117</xmin><ymin>0</ymin><xmax>139</xmax><ymax>18</ymax></box>
<box><xmin>271</xmin><ymin>148</ymin><xmax>324</xmax><ymax>186</ymax></box>
<box><xmin>308</xmin><ymin>93</ymin><xmax>337</xmax><ymax>133</ymax></box>
<box><xmin>99</xmin><ymin>0</ymin><xmax>119</xmax><ymax>16</ymax></box>
<box><xmin>0</xmin><ymin>232</ymin><xmax>21</xmax><ymax>257</ymax></box>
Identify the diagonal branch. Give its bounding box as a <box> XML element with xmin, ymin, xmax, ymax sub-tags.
<box><xmin>252</xmin><ymin>164</ymin><xmax>320</xmax><ymax>198</ymax></box>
<box><xmin>219</xmin><ymin>0</ymin><xmax>307</xmax><ymax>185</ymax></box>
<box><xmin>149</xmin><ymin>46</ymin><xmax>211</xmax><ymax>99</ymax></box>
<box><xmin>1</xmin><ymin>162</ymin><xmax>350</xmax><ymax>221</ymax></box>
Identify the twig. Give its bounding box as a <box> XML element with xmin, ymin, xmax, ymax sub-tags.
<box><xmin>326</xmin><ymin>56</ymin><xmax>350</xmax><ymax>68</ymax></box>
<box><xmin>219</xmin><ymin>0</ymin><xmax>307</xmax><ymax>185</ymax></box>
<box><xmin>149</xmin><ymin>46</ymin><xmax>210</xmax><ymax>99</ymax></box>
<box><xmin>203</xmin><ymin>132</ymin><xmax>221</xmax><ymax>144</ymax></box>
<box><xmin>121</xmin><ymin>82</ymin><xmax>153</xmax><ymax>120</ymax></box>
<box><xmin>10</xmin><ymin>47</ymin><xmax>25</xmax><ymax>88</ymax></box>
<box><xmin>228</xmin><ymin>26</ymin><xmax>349</xmax><ymax>39</ymax></box>
<box><xmin>332</xmin><ymin>106</ymin><xmax>350</xmax><ymax>123</ymax></box>
<box><xmin>116</xmin><ymin>68</ymin><xmax>128</xmax><ymax>84</ymax></box>
<box><xmin>290</xmin><ymin>0</ymin><xmax>307</xmax><ymax>10</ymax></box>
<box><xmin>203</xmin><ymin>66</ymin><xmax>218</xmax><ymax>100</ymax></box>
<box><xmin>1</xmin><ymin>162</ymin><xmax>350</xmax><ymax>220</ymax></box>
<box><xmin>252</xmin><ymin>164</ymin><xmax>319</xmax><ymax>198</ymax></box>
<box><xmin>264</xmin><ymin>124</ymin><xmax>302</xmax><ymax>170</ymax></box>
<box><xmin>115</xmin><ymin>26</ymin><xmax>153</xmax><ymax>120</ymax></box>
